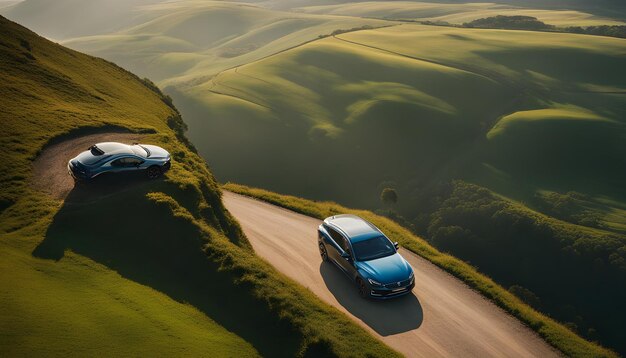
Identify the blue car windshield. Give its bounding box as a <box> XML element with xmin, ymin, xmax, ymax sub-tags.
<box><xmin>352</xmin><ymin>236</ymin><xmax>395</xmax><ymax>261</ymax></box>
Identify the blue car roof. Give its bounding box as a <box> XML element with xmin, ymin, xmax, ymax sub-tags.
<box><xmin>326</xmin><ymin>215</ymin><xmax>382</xmax><ymax>243</ymax></box>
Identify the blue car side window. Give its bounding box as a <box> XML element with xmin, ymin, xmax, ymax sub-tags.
<box><xmin>327</xmin><ymin>227</ymin><xmax>350</xmax><ymax>253</ymax></box>
<box><xmin>111</xmin><ymin>157</ymin><xmax>143</xmax><ymax>168</ymax></box>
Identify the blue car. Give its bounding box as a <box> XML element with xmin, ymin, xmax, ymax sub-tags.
<box><xmin>68</xmin><ymin>142</ymin><xmax>171</xmax><ymax>182</ymax></box>
<box><xmin>318</xmin><ymin>214</ymin><xmax>415</xmax><ymax>299</ymax></box>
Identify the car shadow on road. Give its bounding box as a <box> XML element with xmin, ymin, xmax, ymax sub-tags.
<box><xmin>319</xmin><ymin>262</ymin><xmax>423</xmax><ymax>336</ymax></box>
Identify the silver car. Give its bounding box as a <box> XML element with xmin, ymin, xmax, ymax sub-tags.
<box><xmin>68</xmin><ymin>142</ymin><xmax>171</xmax><ymax>181</ymax></box>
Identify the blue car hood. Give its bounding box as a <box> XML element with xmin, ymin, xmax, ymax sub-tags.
<box><xmin>356</xmin><ymin>253</ymin><xmax>412</xmax><ymax>284</ymax></box>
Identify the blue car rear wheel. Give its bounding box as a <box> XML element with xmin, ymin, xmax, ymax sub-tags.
<box><xmin>319</xmin><ymin>243</ymin><xmax>328</xmax><ymax>261</ymax></box>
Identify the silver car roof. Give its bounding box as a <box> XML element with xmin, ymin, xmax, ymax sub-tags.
<box><xmin>95</xmin><ymin>142</ymin><xmax>148</xmax><ymax>157</ymax></box>
<box><xmin>325</xmin><ymin>214</ymin><xmax>381</xmax><ymax>241</ymax></box>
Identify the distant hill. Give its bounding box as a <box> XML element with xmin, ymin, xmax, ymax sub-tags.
<box><xmin>283</xmin><ymin>0</ymin><xmax>626</xmax><ymax>21</ymax></box>
<box><xmin>296</xmin><ymin>1</ymin><xmax>624</xmax><ymax>27</ymax></box>
<box><xmin>1</xmin><ymin>0</ymin><xmax>165</xmax><ymax>39</ymax></box>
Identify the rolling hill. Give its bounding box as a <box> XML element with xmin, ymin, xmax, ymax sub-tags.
<box><xmin>170</xmin><ymin>23</ymin><xmax>626</xmax><ymax>353</ymax></box>
<box><xmin>0</xmin><ymin>15</ymin><xmax>398</xmax><ymax>357</ymax></box>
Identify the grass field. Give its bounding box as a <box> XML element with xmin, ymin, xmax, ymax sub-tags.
<box><xmin>0</xmin><ymin>15</ymin><xmax>399</xmax><ymax>357</ymax></box>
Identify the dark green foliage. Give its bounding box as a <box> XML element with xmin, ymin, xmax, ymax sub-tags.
<box><xmin>509</xmin><ymin>285</ymin><xmax>542</xmax><ymax>310</ymax></box>
<box><xmin>564</xmin><ymin>25</ymin><xmax>626</xmax><ymax>38</ymax></box>
<box><xmin>167</xmin><ymin>114</ymin><xmax>197</xmax><ymax>153</ymax></box>
<box><xmin>426</xmin><ymin>181</ymin><xmax>626</xmax><ymax>352</ymax></box>
<box><xmin>381</xmin><ymin>187</ymin><xmax>398</xmax><ymax>205</ymax></box>
<box><xmin>534</xmin><ymin>191</ymin><xmax>604</xmax><ymax>229</ymax></box>
<box><xmin>463</xmin><ymin>15</ymin><xmax>554</xmax><ymax>30</ymax></box>
<box><xmin>460</xmin><ymin>15</ymin><xmax>626</xmax><ymax>39</ymax></box>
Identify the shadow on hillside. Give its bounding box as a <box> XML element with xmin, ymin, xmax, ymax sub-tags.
<box><xmin>319</xmin><ymin>262</ymin><xmax>423</xmax><ymax>336</ymax></box>
<box><xmin>64</xmin><ymin>171</ymin><xmax>152</xmax><ymax>205</ymax></box>
<box><xmin>33</xmin><ymin>176</ymin><xmax>309</xmax><ymax>357</ymax></box>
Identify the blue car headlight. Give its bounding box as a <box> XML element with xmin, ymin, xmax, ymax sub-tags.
<box><xmin>367</xmin><ymin>278</ymin><xmax>382</xmax><ymax>287</ymax></box>
<box><xmin>409</xmin><ymin>271</ymin><xmax>414</xmax><ymax>282</ymax></box>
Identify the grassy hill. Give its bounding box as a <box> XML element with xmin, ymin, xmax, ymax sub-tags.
<box><xmin>170</xmin><ymin>24</ymin><xmax>626</xmax><ymax>353</ymax></box>
<box><xmin>0</xmin><ymin>15</ymin><xmax>399</xmax><ymax>357</ymax></box>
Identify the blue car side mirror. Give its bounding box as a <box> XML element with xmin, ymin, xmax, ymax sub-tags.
<box><xmin>394</xmin><ymin>242</ymin><xmax>399</xmax><ymax>250</ymax></box>
<box><xmin>341</xmin><ymin>252</ymin><xmax>351</xmax><ymax>260</ymax></box>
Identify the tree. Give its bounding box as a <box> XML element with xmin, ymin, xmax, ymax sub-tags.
<box><xmin>380</xmin><ymin>188</ymin><xmax>398</xmax><ymax>205</ymax></box>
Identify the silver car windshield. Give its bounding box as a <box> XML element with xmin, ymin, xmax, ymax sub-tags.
<box><xmin>132</xmin><ymin>145</ymin><xmax>150</xmax><ymax>158</ymax></box>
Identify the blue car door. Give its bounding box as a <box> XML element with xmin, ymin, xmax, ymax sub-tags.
<box><xmin>110</xmin><ymin>157</ymin><xmax>143</xmax><ymax>172</ymax></box>
<box><xmin>324</xmin><ymin>226</ymin><xmax>344</xmax><ymax>265</ymax></box>
<box><xmin>325</xmin><ymin>226</ymin><xmax>355</xmax><ymax>275</ymax></box>
<box><xmin>335</xmin><ymin>235</ymin><xmax>357</xmax><ymax>275</ymax></box>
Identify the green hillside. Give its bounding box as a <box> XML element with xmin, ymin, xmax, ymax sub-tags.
<box><xmin>0</xmin><ymin>15</ymin><xmax>398</xmax><ymax>357</ymax></box>
<box><xmin>171</xmin><ymin>24</ymin><xmax>626</xmax><ymax>353</ymax></box>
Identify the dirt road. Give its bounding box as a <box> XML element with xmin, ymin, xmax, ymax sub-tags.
<box><xmin>32</xmin><ymin>132</ymin><xmax>144</xmax><ymax>199</ymax></box>
<box><xmin>222</xmin><ymin>191</ymin><xmax>559</xmax><ymax>358</ymax></box>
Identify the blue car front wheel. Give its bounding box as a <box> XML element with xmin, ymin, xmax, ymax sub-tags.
<box><xmin>147</xmin><ymin>166</ymin><xmax>162</xmax><ymax>179</ymax></box>
<box><xmin>356</xmin><ymin>278</ymin><xmax>368</xmax><ymax>298</ymax></box>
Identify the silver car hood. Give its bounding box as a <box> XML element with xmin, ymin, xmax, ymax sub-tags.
<box><xmin>141</xmin><ymin>144</ymin><xmax>170</xmax><ymax>159</ymax></box>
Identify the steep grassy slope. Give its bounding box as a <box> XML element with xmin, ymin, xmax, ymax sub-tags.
<box><xmin>0</xmin><ymin>16</ymin><xmax>398</xmax><ymax>357</ymax></box>
<box><xmin>297</xmin><ymin>1</ymin><xmax>624</xmax><ymax>27</ymax></box>
<box><xmin>172</xmin><ymin>24</ymin><xmax>626</xmax><ymax>353</ymax></box>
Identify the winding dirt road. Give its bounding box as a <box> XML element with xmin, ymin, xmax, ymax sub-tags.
<box><xmin>223</xmin><ymin>191</ymin><xmax>559</xmax><ymax>358</ymax></box>
<box><xmin>32</xmin><ymin>132</ymin><xmax>144</xmax><ymax>199</ymax></box>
